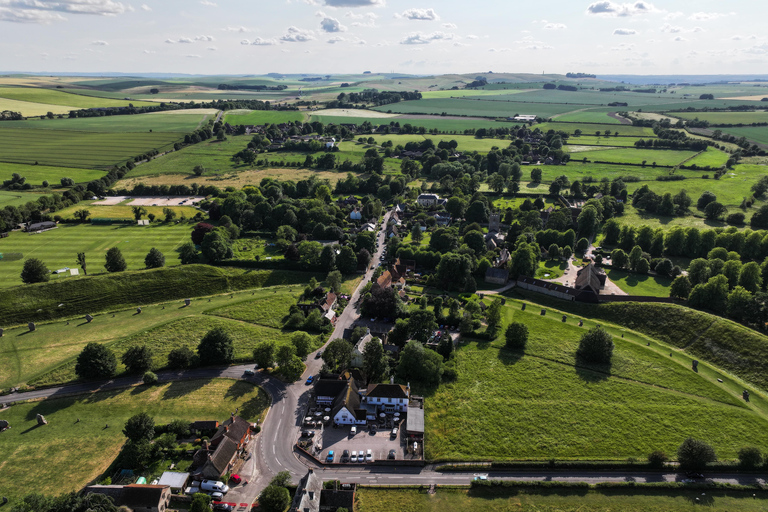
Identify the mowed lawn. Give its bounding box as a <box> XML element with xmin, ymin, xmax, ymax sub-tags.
<box><xmin>426</xmin><ymin>299</ymin><xmax>768</xmax><ymax>461</ymax></box>
<box><xmin>54</xmin><ymin>204</ymin><xmax>199</xmax><ymax>221</ymax></box>
<box><xmin>0</xmin><ymin>379</ymin><xmax>269</xmax><ymax>502</ymax></box>
<box><xmin>606</xmin><ymin>269</ymin><xmax>673</xmax><ymax>297</ymax></box>
<box><xmin>5</xmin><ymin>111</ymin><xmax>213</xmax><ymax>132</ymax></box>
<box><xmin>0</xmin><ymin>162</ymin><xmax>103</xmax><ymax>186</ymax></box>
<box><xmin>355</xmin><ymin>487</ymin><xmax>768</xmax><ymax>512</ymax></box>
<box><xmin>0</xmin><ymin>223</ymin><xmax>191</xmax><ymax>288</ymax></box>
<box><xmin>0</xmin><ymin>128</ymin><xmax>184</xmax><ymax>169</ymax></box>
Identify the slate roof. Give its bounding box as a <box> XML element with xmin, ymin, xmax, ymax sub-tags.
<box><xmin>331</xmin><ymin>379</ymin><xmax>362</xmax><ymax>418</ymax></box>
<box><xmin>211</xmin><ymin>415</ymin><xmax>250</xmax><ymax>447</ymax></box>
<box><xmin>575</xmin><ymin>263</ymin><xmax>602</xmax><ymax>295</ymax></box>
<box><xmin>122</xmin><ymin>484</ymin><xmax>169</xmax><ymax>509</ymax></box>
<box><xmin>314</xmin><ymin>378</ymin><xmax>349</xmax><ymax>399</ymax></box>
<box><xmin>204</xmin><ymin>437</ymin><xmax>238</xmax><ymax>477</ymax></box>
<box><xmin>190</xmin><ymin>420</ymin><xmax>219</xmax><ymax>431</ymax></box>
<box><xmin>366</xmin><ymin>383</ymin><xmax>409</xmax><ymax>400</ymax></box>
<box><xmin>290</xmin><ymin>470</ymin><xmax>323</xmax><ymax>512</ymax></box>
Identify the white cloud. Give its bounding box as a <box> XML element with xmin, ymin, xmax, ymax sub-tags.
<box><xmin>327</xmin><ymin>36</ymin><xmax>344</xmax><ymax>43</ymax></box>
<box><xmin>453</xmin><ymin>41</ymin><xmax>467</xmax><ymax>47</ymax></box>
<box><xmin>466</xmin><ymin>34</ymin><xmax>478</xmax><ymax>39</ymax></box>
<box><xmin>732</xmin><ymin>35</ymin><xmax>742</xmax><ymax>41</ymax></box>
<box><xmin>688</xmin><ymin>12</ymin><xmax>734</xmax><ymax>21</ymax></box>
<box><xmin>395</xmin><ymin>8</ymin><xmax>439</xmax><ymax>21</ymax></box>
<box><xmin>692</xmin><ymin>26</ymin><xmax>704</xmax><ymax>33</ymax></box>
<box><xmin>400</xmin><ymin>31</ymin><xmax>454</xmax><ymax>45</ymax></box>
<box><xmin>164</xmin><ymin>38</ymin><xmax>175</xmax><ymax>44</ymax></box>
<box><xmin>224</xmin><ymin>26</ymin><xmax>249</xmax><ymax>33</ymax></box>
<box><xmin>140</xmin><ymin>4</ymin><xmax>151</xmax><ymax>11</ymax></box>
<box><xmin>613</xmin><ymin>28</ymin><xmax>637</xmax><ymax>35</ymax></box>
<box><xmin>611</xmin><ymin>43</ymin><xmax>635</xmax><ymax>51</ymax></box>
<box><xmin>489</xmin><ymin>47</ymin><xmax>511</xmax><ymax>52</ymax></box>
<box><xmin>207</xmin><ymin>46</ymin><xmax>217</xmax><ymax>51</ymax></box>
<box><xmin>319</xmin><ymin>0</ymin><xmax>385</xmax><ymax>6</ymax></box>
<box><xmin>195</xmin><ymin>35</ymin><xmax>215</xmax><ymax>41</ymax></box>
<box><xmin>241</xmin><ymin>37</ymin><xmax>278</xmax><ymax>46</ymax></box>
<box><xmin>186</xmin><ymin>54</ymin><xmax>201</xmax><ymax>58</ymax></box>
<box><xmin>345</xmin><ymin>11</ymin><xmax>377</xmax><ymax>26</ymax></box>
<box><xmin>199</xmin><ymin>0</ymin><xmax>217</xmax><ymax>6</ymax></box>
<box><xmin>143</xmin><ymin>49</ymin><xmax>155</xmax><ymax>54</ymax></box>
<box><xmin>90</xmin><ymin>40</ymin><xmax>108</xmax><ymax>45</ymax></box>
<box><xmin>659</xmin><ymin>23</ymin><xmax>681</xmax><ymax>33</ymax></box>
<box><xmin>544</xmin><ymin>22</ymin><xmax>567</xmax><ymax>30</ymax></box>
<box><xmin>0</xmin><ymin>0</ymin><xmax>129</xmax><ymax>23</ymax></box>
<box><xmin>673</xmin><ymin>36</ymin><xmax>687</xmax><ymax>42</ymax></box>
<box><xmin>442</xmin><ymin>22</ymin><xmax>456</xmax><ymax>29</ymax></box>
<box><xmin>281</xmin><ymin>26</ymin><xmax>315</xmax><ymax>42</ymax></box>
<box><xmin>177</xmin><ymin>37</ymin><xmax>193</xmax><ymax>43</ymax></box>
<box><xmin>586</xmin><ymin>1</ymin><xmax>659</xmax><ymax>17</ymax></box>
<box><xmin>663</xmin><ymin>11</ymin><xmax>682</xmax><ymax>20</ymax></box>
<box><xmin>522</xmin><ymin>44</ymin><xmax>552</xmax><ymax>50</ymax></box>
<box><xmin>320</xmin><ymin>16</ymin><xmax>346</xmax><ymax>32</ymax></box>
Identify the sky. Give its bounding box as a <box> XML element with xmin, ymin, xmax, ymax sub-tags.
<box><xmin>1</xmin><ymin>0</ymin><xmax>768</xmax><ymax>76</ymax></box>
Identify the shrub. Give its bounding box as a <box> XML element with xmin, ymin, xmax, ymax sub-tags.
<box><xmin>504</xmin><ymin>322</ymin><xmax>529</xmax><ymax>350</ymax></box>
<box><xmin>167</xmin><ymin>346</ymin><xmax>195</xmax><ymax>369</ymax></box>
<box><xmin>677</xmin><ymin>438</ymin><xmax>717</xmax><ymax>469</ymax></box>
<box><xmin>576</xmin><ymin>325</ymin><xmax>614</xmax><ymax>364</ymax></box>
<box><xmin>647</xmin><ymin>450</ymin><xmax>668</xmax><ymax>468</ymax></box>
<box><xmin>142</xmin><ymin>371</ymin><xmax>158</xmax><ymax>385</ymax></box>
<box><xmin>737</xmin><ymin>446</ymin><xmax>763</xmax><ymax>469</ymax></box>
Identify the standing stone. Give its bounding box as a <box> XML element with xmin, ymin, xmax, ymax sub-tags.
<box><xmin>136</xmin><ymin>307</ymin><xmax>142</xmax><ymax>314</ymax></box>
<box><xmin>36</xmin><ymin>414</ymin><xmax>47</xmax><ymax>426</ymax></box>
<box><xmin>0</xmin><ymin>419</ymin><xmax>9</xmax><ymax>431</ymax></box>
<box><xmin>184</xmin><ymin>299</ymin><xmax>191</xmax><ymax>306</ymax></box>
<box><xmin>0</xmin><ymin>328</ymin><xmax>3</xmax><ymax>337</ymax></box>
<box><xmin>578</xmin><ymin>320</ymin><xmax>584</xmax><ymax>327</ymax></box>
<box><xmin>521</xmin><ymin>303</ymin><xmax>526</xmax><ymax>311</ymax></box>
<box><xmin>540</xmin><ymin>309</ymin><xmax>546</xmax><ymax>316</ymax></box>
<box><xmin>85</xmin><ymin>314</ymin><xmax>93</xmax><ymax>323</ymax></box>
<box><xmin>28</xmin><ymin>322</ymin><xmax>35</xmax><ymax>332</ymax></box>
<box><xmin>562</xmin><ymin>315</ymin><xmax>567</xmax><ymax>322</ymax></box>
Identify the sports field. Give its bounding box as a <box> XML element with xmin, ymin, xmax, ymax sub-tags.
<box><xmin>53</xmin><ymin>203</ymin><xmax>198</xmax><ymax>221</ymax></box>
<box><xmin>426</xmin><ymin>297</ymin><xmax>768</xmax><ymax>461</ymax></box>
<box><xmin>0</xmin><ymin>162</ymin><xmax>103</xmax><ymax>186</ymax></box>
<box><xmin>0</xmin><ymin>223</ymin><xmax>191</xmax><ymax>288</ymax></box>
<box><xmin>0</xmin><ymin>127</ymin><xmax>184</xmax><ymax>169</ymax></box>
<box><xmin>0</xmin><ymin>379</ymin><xmax>269</xmax><ymax>502</ymax></box>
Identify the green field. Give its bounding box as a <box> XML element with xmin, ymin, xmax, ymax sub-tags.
<box><xmin>534</xmin><ymin>122</ymin><xmax>655</xmax><ymax>137</ymax></box>
<box><xmin>718</xmin><ymin>126</ymin><xmax>768</xmax><ymax>146</ymax></box>
<box><xmin>372</xmin><ymin>98</ymin><xmax>583</xmax><ymax>118</ymax></box>
<box><xmin>0</xmin><ymin>379</ymin><xmax>269</xmax><ymax>502</ymax></box>
<box><xmin>0</xmin><ymin>223</ymin><xmax>191</xmax><ymax>288</ymax></box>
<box><xmin>0</xmin><ymin>162</ymin><xmax>103</xmax><ymax>186</ymax></box>
<box><xmin>310</xmin><ymin>114</ymin><xmax>511</xmax><ymax>133</ymax></box>
<box><xmin>566</xmin><ymin>136</ymin><xmax>643</xmax><ymax>147</ymax></box>
<box><xmin>426</xmin><ymin>297</ymin><xmax>768</xmax><ymax>461</ymax></box>
<box><xmin>605</xmin><ymin>269</ymin><xmax>673</xmax><ymax>296</ymax></box>
<box><xmin>0</xmin><ymin>127</ymin><xmax>184</xmax><ymax>169</ymax></box>
<box><xmin>356</xmin><ymin>487</ymin><xmax>768</xmax><ymax>512</ymax></box>
<box><xmin>554</xmin><ymin>109</ymin><xmax>626</xmax><ymax>123</ymax></box>
<box><xmin>223</xmin><ymin>109</ymin><xmax>306</xmax><ymax>125</ymax></box>
<box><xmin>683</xmin><ymin>147</ymin><xmax>730</xmax><ymax>168</ymax></box>
<box><xmin>571</xmin><ymin>147</ymin><xmax>699</xmax><ymax>167</ymax></box>
<box><xmin>0</xmin><ymin>86</ymin><xmax>156</xmax><ymax>109</ymax></box>
<box><xmin>124</xmin><ymin>135</ymin><xmax>252</xmax><ymax>177</ymax></box>
<box><xmin>3</xmin><ymin>111</ymin><xmax>213</xmax><ymax>132</ymax></box>
<box><xmin>53</xmin><ymin>203</ymin><xmax>198</xmax><ymax>221</ymax></box>
<box><xmin>674</xmin><ymin>111</ymin><xmax>768</xmax><ymax>124</ymax></box>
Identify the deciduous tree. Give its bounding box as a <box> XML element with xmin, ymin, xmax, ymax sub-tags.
<box><xmin>104</xmin><ymin>247</ymin><xmax>127</xmax><ymax>272</ymax></box>
<box><xmin>76</xmin><ymin>343</ymin><xmax>117</xmax><ymax>380</ymax></box>
<box><xmin>20</xmin><ymin>257</ymin><xmax>49</xmax><ymax>284</ymax></box>
<box><xmin>576</xmin><ymin>325</ymin><xmax>614</xmax><ymax>364</ymax></box>
<box><xmin>197</xmin><ymin>327</ymin><xmax>234</xmax><ymax>365</ymax></box>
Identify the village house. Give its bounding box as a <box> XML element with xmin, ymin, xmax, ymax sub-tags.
<box><xmin>194</xmin><ymin>415</ymin><xmax>253</xmax><ymax>479</ymax></box>
<box><xmin>85</xmin><ymin>484</ymin><xmax>171</xmax><ymax>512</ymax></box>
<box><xmin>417</xmin><ymin>193</ymin><xmax>441</xmax><ymax>207</ymax></box>
<box><xmin>363</xmin><ymin>382</ymin><xmax>410</xmax><ymax>413</ymax></box>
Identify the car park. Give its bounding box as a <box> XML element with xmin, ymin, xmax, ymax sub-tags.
<box><xmin>341</xmin><ymin>449</ymin><xmax>350</xmax><ymax>462</ymax></box>
<box><xmin>365</xmin><ymin>449</ymin><xmax>373</xmax><ymax>462</ymax></box>
<box><xmin>326</xmin><ymin>450</ymin><xmax>335</xmax><ymax>462</ymax></box>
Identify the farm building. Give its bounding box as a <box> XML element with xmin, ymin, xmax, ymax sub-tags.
<box><xmin>516</xmin><ymin>276</ymin><xmax>578</xmax><ymax>301</ymax></box>
<box><xmin>25</xmin><ymin>221</ymin><xmax>56</xmax><ymax>232</ymax></box>
<box><xmin>85</xmin><ymin>484</ymin><xmax>171</xmax><ymax>512</ymax></box>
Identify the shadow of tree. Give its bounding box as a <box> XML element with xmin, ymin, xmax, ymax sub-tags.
<box><xmin>497</xmin><ymin>347</ymin><xmax>524</xmax><ymax>366</ymax></box>
<box><xmin>224</xmin><ymin>380</ymin><xmax>252</xmax><ymax>401</ymax></box>
<box><xmin>162</xmin><ymin>378</ymin><xmax>212</xmax><ymax>400</ymax></box>
<box><xmin>574</xmin><ymin>357</ymin><xmax>612</xmax><ymax>382</ymax></box>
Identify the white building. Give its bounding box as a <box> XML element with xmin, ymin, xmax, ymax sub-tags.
<box><xmin>417</xmin><ymin>193</ymin><xmax>441</xmax><ymax>207</ymax></box>
<box><xmin>363</xmin><ymin>383</ymin><xmax>410</xmax><ymax>413</ymax></box>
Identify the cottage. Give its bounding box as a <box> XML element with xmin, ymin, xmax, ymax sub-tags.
<box><xmin>363</xmin><ymin>383</ymin><xmax>409</xmax><ymax>413</ymax></box>
<box><xmin>351</xmin><ymin>331</ymin><xmax>379</xmax><ymax>367</ymax></box>
<box><xmin>197</xmin><ymin>415</ymin><xmax>253</xmax><ymax>479</ymax></box>
<box><xmin>290</xmin><ymin>469</ymin><xmax>323</xmax><ymax>512</ymax></box>
<box><xmin>417</xmin><ymin>193</ymin><xmax>440</xmax><ymax>207</ymax></box>
<box><xmin>331</xmin><ymin>379</ymin><xmax>367</xmax><ymax>425</ymax></box>
<box><xmin>85</xmin><ymin>484</ymin><xmax>171</xmax><ymax>512</ymax></box>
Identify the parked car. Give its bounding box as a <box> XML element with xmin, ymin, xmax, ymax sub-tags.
<box><xmin>201</xmin><ymin>480</ymin><xmax>229</xmax><ymax>493</ymax></box>
<box><xmin>365</xmin><ymin>449</ymin><xmax>373</xmax><ymax>462</ymax></box>
<box><xmin>686</xmin><ymin>471</ymin><xmax>705</xmax><ymax>479</ymax></box>
<box><xmin>326</xmin><ymin>450</ymin><xmax>334</xmax><ymax>463</ymax></box>
<box><xmin>350</xmin><ymin>426</ymin><xmax>357</xmax><ymax>436</ymax></box>
<box><xmin>213</xmin><ymin>504</ymin><xmax>233</xmax><ymax>512</ymax></box>
<box><xmin>473</xmin><ymin>475</ymin><xmax>487</xmax><ymax>481</ymax></box>
<box><xmin>388</xmin><ymin>449</ymin><xmax>396</xmax><ymax>460</ymax></box>
<box><xmin>230</xmin><ymin>474</ymin><xmax>241</xmax><ymax>484</ymax></box>
<box><xmin>300</xmin><ymin>430</ymin><xmax>315</xmax><ymax>438</ymax></box>
<box><xmin>350</xmin><ymin>451</ymin><xmax>358</xmax><ymax>462</ymax></box>
<box><xmin>306</xmin><ymin>375</ymin><xmax>314</xmax><ymax>385</ymax></box>
<box><xmin>341</xmin><ymin>449</ymin><xmax>350</xmax><ymax>462</ymax></box>
<box><xmin>210</xmin><ymin>492</ymin><xmax>224</xmax><ymax>500</ymax></box>
<box><xmin>244</xmin><ymin>369</ymin><xmax>255</xmax><ymax>376</ymax></box>
<box><xmin>391</xmin><ymin>427</ymin><xmax>398</xmax><ymax>437</ymax></box>
<box><xmin>315</xmin><ymin>351</ymin><xmax>323</xmax><ymax>359</ymax></box>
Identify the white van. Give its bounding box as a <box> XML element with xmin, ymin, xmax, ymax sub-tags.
<box><xmin>200</xmin><ymin>480</ymin><xmax>230</xmax><ymax>493</ymax></box>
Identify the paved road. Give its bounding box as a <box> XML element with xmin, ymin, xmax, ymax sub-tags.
<box><xmin>4</xmin><ymin>210</ymin><xmax>766</xmax><ymax>503</ymax></box>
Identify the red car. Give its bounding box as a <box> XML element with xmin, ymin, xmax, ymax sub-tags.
<box><xmin>230</xmin><ymin>474</ymin><xmax>241</xmax><ymax>484</ymax></box>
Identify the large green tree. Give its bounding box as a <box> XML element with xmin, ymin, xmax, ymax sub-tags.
<box><xmin>576</xmin><ymin>325</ymin><xmax>614</xmax><ymax>364</ymax></box>
<box><xmin>121</xmin><ymin>345</ymin><xmax>153</xmax><ymax>374</ymax></box>
<box><xmin>363</xmin><ymin>338</ymin><xmax>388</xmax><ymax>384</ymax></box>
<box><xmin>20</xmin><ymin>257</ymin><xmax>50</xmax><ymax>284</ymax></box>
<box><xmin>677</xmin><ymin>437</ymin><xmax>717</xmax><ymax>469</ymax></box>
<box><xmin>322</xmin><ymin>338</ymin><xmax>354</xmax><ymax>373</ymax></box>
<box><xmin>505</xmin><ymin>322</ymin><xmax>529</xmax><ymax>350</ymax></box>
<box><xmin>253</xmin><ymin>341</ymin><xmax>275</xmax><ymax>369</ymax></box>
<box><xmin>75</xmin><ymin>343</ymin><xmax>117</xmax><ymax>380</ymax></box>
<box><xmin>259</xmin><ymin>485</ymin><xmax>290</xmax><ymax>512</ymax></box>
<box><xmin>396</xmin><ymin>341</ymin><xmax>444</xmax><ymax>386</ymax></box>
<box><xmin>76</xmin><ymin>252</ymin><xmax>87</xmax><ymax>275</ymax></box>
<box><xmin>123</xmin><ymin>412</ymin><xmax>155</xmax><ymax>443</ymax></box>
<box><xmin>197</xmin><ymin>327</ymin><xmax>234</xmax><ymax>365</ymax></box>
<box><xmin>144</xmin><ymin>247</ymin><xmax>165</xmax><ymax>269</ymax></box>
<box><xmin>104</xmin><ymin>247</ymin><xmax>127</xmax><ymax>272</ymax></box>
